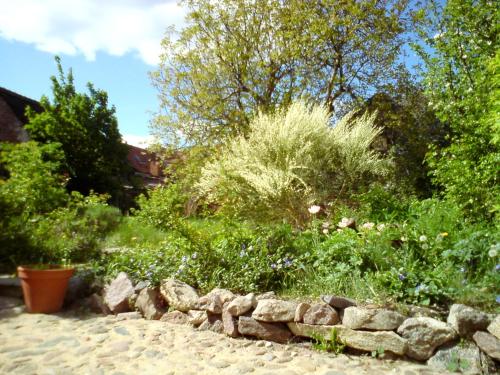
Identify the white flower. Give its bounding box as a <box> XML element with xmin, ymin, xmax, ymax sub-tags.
<box><xmin>308</xmin><ymin>205</ymin><xmax>321</xmax><ymax>214</ymax></box>
<box><xmin>401</xmin><ymin>236</ymin><xmax>407</xmax><ymax>242</ymax></box>
<box><xmin>419</xmin><ymin>235</ymin><xmax>428</xmax><ymax>242</ymax></box>
<box><xmin>362</xmin><ymin>222</ymin><xmax>375</xmax><ymax>230</ymax></box>
<box><xmin>489</xmin><ymin>249</ymin><xmax>498</xmax><ymax>258</ymax></box>
<box><xmin>338</xmin><ymin>217</ymin><xmax>354</xmax><ymax>228</ymax></box>
<box><xmin>322</xmin><ymin>228</ymin><xmax>329</xmax><ymax>235</ymax></box>
<box><xmin>377</xmin><ymin>223</ymin><xmax>386</xmax><ymax>231</ymax></box>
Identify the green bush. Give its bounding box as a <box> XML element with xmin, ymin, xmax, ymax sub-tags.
<box><xmin>197</xmin><ymin>101</ymin><xmax>391</xmax><ymax>226</ymax></box>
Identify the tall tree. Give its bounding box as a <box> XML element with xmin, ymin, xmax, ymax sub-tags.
<box><xmin>26</xmin><ymin>57</ymin><xmax>133</xmax><ymax>206</ymax></box>
<box><xmin>414</xmin><ymin>0</ymin><xmax>499</xmax><ymax>219</ymax></box>
<box><xmin>152</xmin><ymin>0</ymin><xmax>414</xmax><ymax>147</ymax></box>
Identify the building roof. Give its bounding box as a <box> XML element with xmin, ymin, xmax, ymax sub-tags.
<box><xmin>0</xmin><ymin>87</ymin><xmax>43</xmax><ymax>123</ymax></box>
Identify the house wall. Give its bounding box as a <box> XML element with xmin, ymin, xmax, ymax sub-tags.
<box><xmin>0</xmin><ymin>97</ymin><xmax>29</xmax><ymax>143</ymax></box>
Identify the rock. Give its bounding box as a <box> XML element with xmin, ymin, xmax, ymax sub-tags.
<box><xmin>187</xmin><ymin>310</ymin><xmax>207</xmax><ymax>326</ymax></box>
<box><xmin>303</xmin><ymin>304</ymin><xmax>339</xmax><ymax>325</ymax></box>
<box><xmin>195</xmin><ymin>294</ymin><xmax>223</xmax><ymax>314</ymax></box>
<box><xmin>103</xmin><ymin>273</ymin><xmax>135</xmax><ymax>313</ymax></box>
<box><xmin>222</xmin><ymin>302</ymin><xmax>239</xmax><ymax>338</ymax></box>
<box><xmin>288</xmin><ymin>323</ymin><xmax>407</xmax><ymax>356</ymax></box>
<box><xmin>447</xmin><ymin>304</ymin><xmax>490</xmax><ymax>338</ymax></box>
<box><xmin>396</xmin><ymin>317</ymin><xmax>458</xmax><ymax>360</ymax></box>
<box><xmin>407</xmin><ymin>305</ymin><xmax>444</xmax><ymax>320</ymax></box>
<box><xmin>198</xmin><ymin>312</ymin><xmax>223</xmax><ymax>333</ymax></box>
<box><xmin>238</xmin><ymin>316</ymin><xmax>293</xmax><ymax>344</ymax></box>
<box><xmin>342</xmin><ymin>307</ymin><xmax>405</xmax><ymax>331</ymax></box>
<box><xmin>64</xmin><ymin>275</ymin><xmax>91</xmax><ymax>306</ymax></box>
<box><xmin>256</xmin><ymin>291</ymin><xmax>277</xmax><ymax>301</ymax></box>
<box><xmin>294</xmin><ymin>303</ymin><xmax>310</xmax><ymax>323</ymax></box>
<box><xmin>116</xmin><ymin>312</ymin><xmax>142</xmax><ymax>321</ymax></box>
<box><xmin>160</xmin><ymin>311</ymin><xmax>188</xmax><ymax>325</ymax></box>
<box><xmin>226</xmin><ymin>293</ymin><xmax>256</xmax><ymax>316</ymax></box>
<box><xmin>321</xmin><ymin>295</ymin><xmax>357</xmax><ymax>309</ymax></box>
<box><xmin>87</xmin><ymin>293</ymin><xmax>111</xmax><ymax>315</ymax></box>
<box><xmin>134</xmin><ymin>281</ymin><xmax>149</xmax><ymax>293</ymax></box>
<box><xmin>206</xmin><ymin>288</ymin><xmax>236</xmax><ymax>305</ymax></box>
<box><xmin>135</xmin><ymin>288</ymin><xmax>167</xmax><ymax>320</ymax></box>
<box><xmin>252</xmin><ymin>299</ymin><xmax>298</xmax><ymax>322</ymax></box>
<box><xmin>487</xmin><ymin>315</ymin><xmax>500</xmax><ymax>340</ymax></box>
<box><xmin>427</xmin><ymin>342</ymin><xmax>497</xmax><ymax>375</ymax></box>
<box><xmin>160</xmin><ymin>279</ymin><xmax>199</xmax><ymax>312</ymax></box>
<box><xmin>473</xmin><ymin>331</ymin><xmax>500</xmax><ymax>361</ymax></box>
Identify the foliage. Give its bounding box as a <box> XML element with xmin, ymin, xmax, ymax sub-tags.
<box><xmin>414</xmin><ymin>0</ymin><xmax>499</xmax><ymax>219</ymax></box>
<box><xmin>25</xmin><ymin>57</ymin><xmax>134</xmax><ymax>207</ymax></box>
<box><xmin>152</xmin><ymin>0</ymin><xmax>414</xmax><ymax>147</ymax></box>
<box><xmin>311</xmin><ymin>328</ymin><xmax>346</xmax><ymax>354</ymax></box>
<box><xmin>197</xmin><ymin>101</ymin><xmax>391</xmax><ymax>226</ymax></box>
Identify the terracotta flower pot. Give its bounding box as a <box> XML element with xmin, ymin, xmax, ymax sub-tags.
<box><xmin>17</xmin><ymin>265</ymin><xmax>75</xmax><ymax>313</ymax></box>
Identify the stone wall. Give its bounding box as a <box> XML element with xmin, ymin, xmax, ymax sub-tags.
<box><xmin>86</xmin><ymin>273</ymin><xmax>499</xmax><ymax>372</ymax></box>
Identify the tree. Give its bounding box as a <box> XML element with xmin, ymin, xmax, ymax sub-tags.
<box><xmin>152</xmin><ymin>0</ymin><xmax>414</xmax><ymax>147</ymax></box>
<box><xmin>414</xmin><ymin>0</ymin><xmax>499</xmax><ymax>219</ymax></box>
<box><xmin>26</xmin><ymin>57</ymin><xmax>133</xmax><ymax>206</ymax></box>
<box><xmin>196</xmin><ymin>101</ymin><xmax>391</xmax><ymax>226</ymax></box>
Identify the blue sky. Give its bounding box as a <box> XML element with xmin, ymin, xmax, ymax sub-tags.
<box><xmin>0</xmin><ymin>0</ymin><xmax>186</xmax><ymax>147</ymax></box>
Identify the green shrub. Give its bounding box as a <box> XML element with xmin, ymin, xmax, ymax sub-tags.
<box><xmin>197</xmin><ymin>101</ymin><xmax>391</xmax><ymax>226</ymax></box>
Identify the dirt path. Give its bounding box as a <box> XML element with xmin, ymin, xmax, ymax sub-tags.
<box><xmin>0</xmin><ymin>298</ymin><xmax>444</xmax><ymax>375</ymax></box>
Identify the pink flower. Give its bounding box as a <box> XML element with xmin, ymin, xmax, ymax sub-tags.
<box><xmin>308</xmin><ymin>205</ymin><xmax>321</xmax><ymax>214</ymax></box>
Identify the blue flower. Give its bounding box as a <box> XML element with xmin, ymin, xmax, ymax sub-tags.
<box><xmin>284</xmin><ymin>258</ymin><xmax>293</xmax><ymax>267</ymax></box>
<box><xmin>181</xmin><ymin>255</ymin><xmax>188</xmax><ymax>263</ymax></box>
<box><xmin>191</xmin><ymin>252</ymin><xmax>198</xmax><ymax>260</ymax></box>
<box><xmin>415</xmin><ymin>284</ymin><xmax>428</xmax><ymax>294</ymax></box>
<box><xmin>239</xmin><ymin>250</ymin><xmax>246</xmax><ymax>258</ymax></box>
<box><xmin>497</xmin><ymin>296</ymin><xmax>500</xmax><ymax>304</ymax></box>
<box><xmin>398</xmin><ymin>273</ymin><xmax>406</xmax><ymax>281</ymax></box>
<box><xmin>496</xmin><ymin>264</ymin><xmax>500</xmax><ymax>271</ymax></box>
<box><xmin>459</xmin><ymin>267</ymin><xmax>465</xmax><ymax>273</ymax></box>
<box><xmin>241</xmin><ymin>244</ymin><xmax>246</xmax><ymax>250</ymax></box>
<box><xmin>270</xmin><ymin>263</ymin><xmax>277</xmax><ymax>270</ymax></box>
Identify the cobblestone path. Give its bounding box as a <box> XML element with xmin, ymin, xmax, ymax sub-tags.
<box><xmin>0</xmin><ymin>299</ymin><xmax>446</xmax><ymax>375</ymax></box>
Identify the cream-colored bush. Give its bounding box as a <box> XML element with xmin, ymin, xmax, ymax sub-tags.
<box><xmin>196</xmin><ymin>101</ymin><xmax>391</xmax><ymax>225</ymax></box>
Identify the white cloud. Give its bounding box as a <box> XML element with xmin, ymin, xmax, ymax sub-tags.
<box><xmin>0</xmin><ymin>0</ymin><xmax>186</xmax><ymax>65</ymax></box>
<box><xmin>123</xmin><ymin>134</ymin><xmax>155</xmax><ymax>148</ymax></box>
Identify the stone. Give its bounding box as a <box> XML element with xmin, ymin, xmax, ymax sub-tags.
<box><xmin>222</xmin><ymin>302</ymin><xmax>239</xmax><ymax>338</ymax></box>
<box><xmin>64</xmin><ymin>275</ymin><xmax>91</xmax><ymax>306</ymax></box>
<box><xmin>396</xmin><ymin>317</ymin><xmax>458</xmax><ymax>360</ymax></box>
<box><xmin>198</xmin><ymin>312</ymin><xmax>224</xmax><ymax>333</ymax></box>
<box><xmin>447</xmin><ymin>304</ymin><xmax>490</xmax><ymax>338</ymax></box>
<box><xmin>252</xmin><ymin>299</ymin><xmax>298</xmax><ymax>322</ymax></box>
<box><xmin>104</xmin><ymin>272</ymin><xmax>135</xmax><ymax>314</ymax></box>
<box><xmin>321</xmin><ymin>295</ymin><xmax>357</xmax><ymax>309</ymax></box>
<box><xmin>487</xmin><ymin>315</ymin><xmax>500</xmax><ymax>340</ymax></box>
<box><xmin>195</xmin><ymin>294</ymin><xmax>223</xmax><ymax>314</ymax></box>
<box><xmin>256</xmin><ymin>291</ymin><xmax>277</xmax><ymax>301</ymax></box>
<box><xmin>116</xmin><ymin>312</ymin><xmax>142</xmax><ymax>321</ymax></box>
<box><xmin>87</xmin><ymin>293</ymin><xmax>111</xmax><ymax>315</ymax></box>
<box><xmin>288</xmin><ymin>323</ymin><xmax>407</xmax><ymax>356</ymax></box>
<box><xmin>407</xmin><ymin>305</ymin><xmax>444</xmax><ymax>320</ymax></box>
<box><xmin>135</xmin><ymin>287</ymin><xmax>167</xmax><ymax>320</ymax></box>
<box><xmin>134</xmin><ymin>281</ymin><xmax>149</xmax><ymax>293</ymax></box>
<box><xmin>160</xmin><ymin>279</ymin><xmax>199</xmax><ymax>312</ymax></box>
<box><xmin>294</xmin><ymin>303</ymin><xmax>310</xmax><ymax>323</ymax></box>
<box><xmin>206</xmin><ymin>288</ymin><xmax>236</xmax><ymax>304</ymax></box>
<box><xmin>303</xmin><ymin>304</ymin><xmax>339</xmax><ymax>325</ymax></box>
<box><xmin>427</xmin><ymin>342</ymin><xmax>496</xmax><ymax>375</ymax></box>
<box><xmin>226</xmin><ymin>293</ymin><xmax>256</xmax><ymax>316</ymax></box>
<box><xmin>342</xmin><ymin>307</ymin><xmax>405</xmax><ymax>331</ymax></box>
<box><xmin>473</xmin><ymin>331</ymin><xmax>500</xmax><ymax>361</ymax></box>
<box><xmin>238</xmin><ymin>316</ymin><xmax>293</xmax><ymax>344</ymax></box>
<box><xmin>160</xmin><ymin>311</ymin><xmax>189</xmax><ymax>325</ymax></box>
<box><xmin>187</xmin><ymin>310</ymin><xmax>207</xmax><ymax>326</ymax></box>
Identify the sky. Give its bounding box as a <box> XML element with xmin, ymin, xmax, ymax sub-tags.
<box><xmin>0</xmin><ymin>0</ymin><xmax>186</xmax><ymax>147</ymax></box>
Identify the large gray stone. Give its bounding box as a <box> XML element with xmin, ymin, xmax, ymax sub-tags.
<box><xmin>288</xmin><ymin>322</ymin><xmax>407</xmax><ymax>356</ymax></box>
<box><xmin>238</xmin><ymin>316</ymin><xmax>293</xmax><ymax>343</ymax></box>
<box><xmin>447</xmin><ymin>304</ymin><xmax>490</xmax><ymax>338</ymax></box>
<box><xmin>342</xmin><ymin>307</ymin><xmax>405</xmax><ymax>331</ymax></box>
<box><xmin>187</xmin><ymin>310</ymin><xmax>207</xmax><ymax>326</ymax></box>
<box><xmin>487</xmin><ymin>315</ymin><xmax>500</xmax><ymax>340</ymax></box>
<box><xmin>294</xmin><ymin>303</ymin><xmax>310</xmax><ymax>323</ymax></box>
<box><xmin>252</xmin><ymin>299</ymin><xmax>298</xmax><ymax>322</ymax></box>
<box><xmin>206</xmin><ymin>288</ymin><xmax>236</xmax><ymax>305</ymax></box>
<box><xmin>87</xmin><ymin>293</ymin><xmax>111</xmax><ymax>315</ymax></box>
<box><xmin>196</xmin><ymin>294</ymin><xmax>223</xmax><ymax>314</ymax></box>
<box><xmin>198</xmin><ymin>312</ymin><xmax>224</xmax><ymax>333</ymax></box>
<box><xmin>104</xmin><ymin>272</ymin><xmax>135</xmax><ymax>313</ymax></box>
<box><xmin>428</xmin><ymin>342</ymin><xmax>497</xmax><ymax>375</ymax></box>
<box><xmin>397</xmin><ymin>317</ymin><xmax>458</xmax><ymax>360</ymax></box>
<box><xmin>160</xmin><ymin>279</ymin><xmax>199</xmax><ymax>312</ymax></box>
<box><xmin>321</xmin><ymin>295</ymin><xmax>357</xmax><ymax>309</ymax></box>
<box><xmin>65</xmin><ymin>275</ymin><xmax>91</xmax><ymax>306</ymax></box>
<box><xmin>135</xmin><ymin>288</ymin><xmax>167</xmax><ymax>320</ymax></box>
<box><xmin>303</xmin><ymin>304</ymin><xmax>339</xmax><ymax>325</ymax></box>
<box><xmin>222</xmin><ymin>302</ymin><xmax>239</xmax><ymax>338</ymax></box>
<box><xmin>226</xmin><ymin>293</ymin><xmax>256</xmax><ymax>316</ymax></box>
<box><xmin>473</xmin><ymin>331</ymin><xmax>500</xmax><ymax>361</ymax></box>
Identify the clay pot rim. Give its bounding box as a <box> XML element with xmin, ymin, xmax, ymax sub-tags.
<box><xmin>17</xmin><ymin>264</ymin><xmax>75</xmax><ymax>271</ymax></box>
